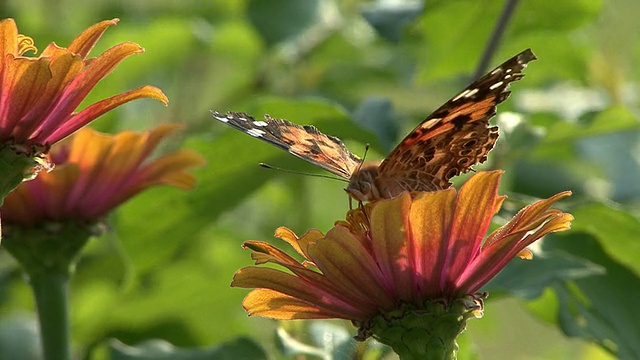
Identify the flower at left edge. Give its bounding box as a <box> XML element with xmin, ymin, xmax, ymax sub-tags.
<box><xmin>0</xmin><ymin>124</ymin><xmax>205</xmax><ymax>275</ymax></box>
<box><xmin>1</xmin><ymin>125</ymin><xmax>206</xmax><ymax>226</ymax></box>
<box><xmin>0</xmin><ymin>18</ymin><xmax>168</xmax><ymax>195</ymax></box>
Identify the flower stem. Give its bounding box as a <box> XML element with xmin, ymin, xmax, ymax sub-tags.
<box><xmin>30</xmin><ymin>271</ymin><xmax>71</xmax><ymax>360</ymax></box>
<box><xmin>2</xmin><ymin>222</ymin><xmax>95</xmax><ymax>360</ymax></box>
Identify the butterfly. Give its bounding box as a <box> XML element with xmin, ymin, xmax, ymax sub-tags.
<box><xmin>212</xmin><ymin>49</ymin><xmax>536</xmax><ymax>202</ymax></box>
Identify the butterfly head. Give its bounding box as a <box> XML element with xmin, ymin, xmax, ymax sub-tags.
<box><xmin>345</xmin><ymin>161</ymin><xmax>383</xmax><ymax>202</ymax></box>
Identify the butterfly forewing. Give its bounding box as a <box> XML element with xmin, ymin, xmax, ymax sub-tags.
<box><xmin>371</xmin><ymin>49</ymin><xmax>536</xmax><ymax>194</ymax></box>
<box><xmin>212</xmin><ymin>49</ymin><xmax>536</xmax><ymax>202</ymax></box>
<box><xmin>211</xmin><ymin>111</ymin><xmax>362</xmax><ymax>179</ymax></box>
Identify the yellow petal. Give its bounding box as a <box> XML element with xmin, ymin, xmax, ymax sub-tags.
<box><xmin>67</xmin><ymin>18</ymin><xmax>120</xmax><ymax>58</ymax></box>
<box><xmin>409</xmin><ymin>188</ymin><xmax>457</xmax><ymax>297</ymax></box>
<box><xmin>242</xmin><ymin>289</ymin><xmax>343</xmax><ymax>320</ymax></box>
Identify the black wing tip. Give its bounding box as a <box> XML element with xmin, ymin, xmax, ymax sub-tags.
<box><xmin>518</xmin><ymin>48</ymin><xmax>537</xmax><ymax>63</ymax></box>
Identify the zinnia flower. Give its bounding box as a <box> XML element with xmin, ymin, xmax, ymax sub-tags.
<box><xmin>1</xmin><ymin>124</ymin><xmax>205</xmax><ymax>226</ymax></box>
<box><xmin>0</xmin><ymin>18</ymin><xmax>167</xmax><ymax>197</ymax></box>
<box><xmin>0</xmin><ymin>125</ymin><xmax>204</xmax><ymax>360</ymax></box>
<box><xmin>231</xmin><ymin>171</ymin><xmax>573</xmax><ymax>359</ymax></box>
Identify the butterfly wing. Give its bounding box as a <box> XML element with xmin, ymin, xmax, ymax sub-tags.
<box><xmin>377</xmin><ymin>49</ymin><xmax>537</xmax><ymax>191</ymax></box>
<box><xmin>211</xmin><ymin>111</ymin><xmax>362</xmax><ymax>179</ymax></box>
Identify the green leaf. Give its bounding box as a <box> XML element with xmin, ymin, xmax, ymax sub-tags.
<box><xmin>547</xmin><ymin>232</ymin><xmax>640</xmax><ymax>359</ymax></box>
<box><xmin>361</xmin><ymin>2</ymin><xmax>423</xmax><ymax>43</ymax></box>
<box><xmin>352</xmin><ymin>97</ymin><xmax>399</xmax><ymax>152</ymax></box>
<box><xmin>541</xmin><ymin>106</ymin><xmax>640</xmax><ymax>145</ymax></box>
<box><xmin>246</xmin><ymin>0</ymin><xmax>320</xmax><ymax>46</ymax></box>
<box><xmin>484</xmin><ymin>245</ymin><xmax>605</xmax><ymax>299</ymax></box>
<box><xmin>108</xmin><ymin>337</ymin><xmax>266</xmax><ymax>360</ymax></box>
<box><xmin>569</xmin><ymin>202</ymin><xmax>640</xmax><ymax>277</ymax></box>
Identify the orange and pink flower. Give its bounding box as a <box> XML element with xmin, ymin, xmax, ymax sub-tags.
<box><xmin>0</xmin><ymin>18</ymin><xmax>167</xmax><ymax>154</ymax></box>
<box><xmin>1</xmin><ymin>125</ymin><xmax>205</xmax><ymax>224</ymax></box>
<box><xmin>231</xmin><ymin>171</ymin><xmax>573</xmax><ymax>336</ymax></box>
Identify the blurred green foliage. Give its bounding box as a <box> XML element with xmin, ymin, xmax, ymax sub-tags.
<box><xmin>0</xmin><ymin>0</ymin><xmax>639</xmax><ymax>359</ymax></box>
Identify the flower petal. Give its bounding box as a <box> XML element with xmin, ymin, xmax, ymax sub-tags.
<box><xmin>232</xmin><ymin>267</ymin><xmax>367</xmax><ymax>319</ymax></box>
<box><xmin>309</xmin><ymin>225</ymin><xmax>397</xmax><ymax>311</ymax></box>
<box><xmin>0</xmin><ymin>56</ymin><xmax>51</xmax><ymax>137</ymax></box>
<box><xmin>242</xmin><ymin>289</ymin><xmax>350</xmax><ymax>320</ymax></box>
<box><xmin>370</xmin><ymin>192</ymin><xmax>414</xmax><ymax>301</ymax></box>
<box><xmin>67</xmin><ymin>19</ymin><xmax>119</xmax><ymax>58</ymax></box>
<box><xmin>13</xmin><ymin>53</ymin><xmax>84</xmax><ymax>141</ymax></box>
<box><xmin>409</xmin><ymin>188</ymin><xmax>456</xmax><ymax>298</ymax></box>
<box><xmin>35</xmin><ymin>42</ymin><xmax>146</xmax><ymax>142</ymax></box>
<box><xmin>133</xmin><ymin>149</ymin><xmax>205</xmax><ymax>190</ymax></box>
<box><xmin>42</xmin><ymin>84</ymin><xmax>167</xmax><ymax>144</ymax></box>
<box><xmin>443</xmin><ymin>170</ymin><xmax>503</xmax><ymax>291</ymax></box>
<box><xmin>242</xmin><ymin>240</ymin><xmax>310</xmax><ymax>268</ymax></box>
<box><xmin>457</xmin><ymin>191</ymin><xmax>573</xmax><ymax>292</ymax></box>
<box><xmin>0</xmin><ymin>19</ymin><xmax>19</xmax><ymax>57</ymax></box>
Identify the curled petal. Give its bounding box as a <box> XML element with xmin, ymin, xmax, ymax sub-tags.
<box><xmin>43</xmin><ymin>85</ymin><xmax>168</xmax><ymax>144</ymax></box>
<box><xmin>67</xmin><ymin>18</ymin><xmax>119</xmax><ymax>58</ymax></box>
<box><xmin>457</xmin><ymin>191</ymin><xmax>573</xmax><ymax>293</ymax></box>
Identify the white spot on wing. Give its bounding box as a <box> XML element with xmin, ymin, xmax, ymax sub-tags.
<box><xmin>464</xmin><ymin>88</ymin><xmax>479</xmax><ymax>98</ymax></box>
<box><xmin>452</xmin><ymin>88</ymin><xmax>480</xmax><ymax>102</ymax></box>
<box><xmin>489</xmin><ymin>81</ymin><xmax>504</xmax><ymax>90</ymax></box>
<box><xmin>214</xmin><ymin>114</ymin><xmax>229</xmax><ymax>123</ymax></box>
<box><xmin>253</xmin><ymin>121</ymin><xmax>268</xmax><ymax>127</ymax></box>
<box><xmin>247</xmin><ymin>129</ymin><xmax>266</xmax><ymax>137</ymax></box>
<box><xmin>423</xmin><ymin>118</ymin><xmax>441</xmax><ymax>129</ymax></box>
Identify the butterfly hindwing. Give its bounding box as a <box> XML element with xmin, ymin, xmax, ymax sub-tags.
<box><xmin>211</xmin><ymin>111</ymin><xmax>362</xmax><ymax>179</ymax></box>
<box><xmin>376</xmin><ymin>49</ymin><xmax>536</xmax><ymax>191</ymax></box>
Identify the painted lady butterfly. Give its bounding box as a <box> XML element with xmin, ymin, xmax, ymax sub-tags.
<box><xmin>212</xmin><ymin>49</ymin><xmax>536</xmax><ymax>201</ymax></box>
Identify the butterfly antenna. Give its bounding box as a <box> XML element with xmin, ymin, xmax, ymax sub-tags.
<box><xmin>259</xmin><ymin>163</ymin><xmax>348</xmax><ymax>182</ymax></box>
<box><xmin>354</xmin><ymin>143</ymin><xmax>371</xmax><ymax>174</ymax></box>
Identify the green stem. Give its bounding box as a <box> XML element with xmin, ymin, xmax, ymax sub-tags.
<box><xmin>2</xmin><ymin>222</ymin><xmax>95</xmax><ymax>360</ymax></box>
<box><xmin>30</xmin><ymin>271</ymin><xmax>71</xmax><ymax>360</ymax></box>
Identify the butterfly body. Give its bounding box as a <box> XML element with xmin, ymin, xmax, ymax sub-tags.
<box><xmin>212</xmin><ymin>49</ymin><xmax>536</xmax><ymax>202</ymax></box>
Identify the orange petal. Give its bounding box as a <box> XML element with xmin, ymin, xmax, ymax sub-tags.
<box><xmin>67</xmin><ymin>19</ymin><xmax>120</xmax><ymax>58</ymax></box>
<box><xmin>134</xmin><ymin>149</ymin><xmax>205</xmax><ymax>190</ymax></box>
<box><xmin>232</xmin><ymin>267</ymin><xmax>366</xmax><ymax>319</ymax></box>
<box><xmin>370</xmin><ymin>192</ymin><xmax>414</xmax><ymax>300</ymax></box>
<box><xmin>0</xmin><ymin>56</ymin><xmax>51</xmax><ymax>133</ymax></box>
<box><xmin>44</xmin><ymin>85</ymin><xmax>167</xmax><ymax>144</ymax></box>
<box><xmin>308</xmin><ymin>225</ymin><xmax>396</xmax><ymax>311</ymax></box>
<box><xmin>409</xmin><ymin>188</ymin><xmax>457</xmax><ymax>298</ymax></box>
<box><xmin>15</xmin><ymin>53</ymin><xmax>84</xmax><ymax>140</ymax></box>
<box><xmin>0</xmin><ymin>19</ymin><xmax>19</xmax><ymax>57</ymax></box>
<box><xmin>445</xmin><ymin>171</ymin><xmax>503</xmax><ymax>282</ymax></box>
<box><xmin>457</xmin><ymin>191</ymin><xmax>573</xmax><ymax>293</ymax></box>
<box><xmin>273</xmin><ymin>226</ymin><xmax>325</xmax><ymax>260</ymax></box>
<box><xmin>242</xmin><ymin>240</ymin><xmax>307</xmax><ymax>267</ymax></box>
<box><xmin>242</xmin><ymin>289</ymin><xmax>347</xmax><ymax>320</ymax></box>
